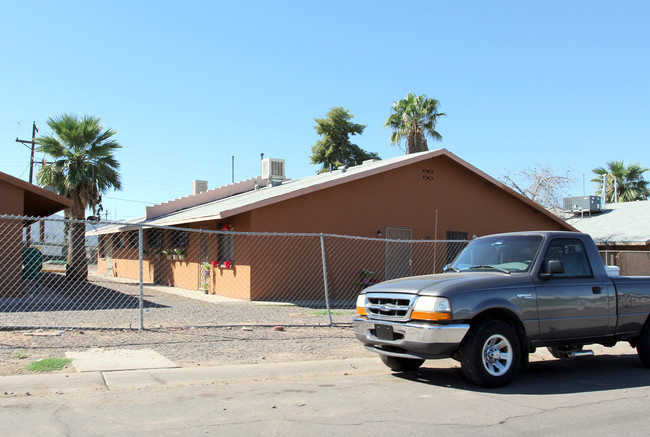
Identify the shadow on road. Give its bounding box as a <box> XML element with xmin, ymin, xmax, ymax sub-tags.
<box><xmin>394</xmin><ymin>353</ymin><xmax>650</xmax><ymax>394</ymax></box>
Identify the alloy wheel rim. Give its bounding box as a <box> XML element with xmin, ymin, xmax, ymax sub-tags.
<box><xmin>481</xmin><ymin>334</ymin><xmax>513</xmax><ymax>376</ymax></box>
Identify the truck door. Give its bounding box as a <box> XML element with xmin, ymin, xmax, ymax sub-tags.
<box><xmin>535</xmin><ymin>237</ymin><xmax>613</xmax><ymax>340</ymax></box>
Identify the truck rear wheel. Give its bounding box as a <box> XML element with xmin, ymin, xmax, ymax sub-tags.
<box><xmin>636</xmin><ymin>320</ymin><xmax>650</xmax><ymax>367</ymax></box>
<box><xmin>459</xmin><ymin>320</ymin><xmax>521</xmax><ymax>387</ymax></box>
<box><xmin>379</xmin><ymin>354</ymin><xmax>425</xmax><ymax>372</ymax></box>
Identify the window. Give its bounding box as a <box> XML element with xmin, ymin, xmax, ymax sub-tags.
<box><xmin>128</xmin><ymin>231</ymin><xmax>139</xmax><ymax>249</ymax></box>
<box><xmin>169</xmin><ymin>229</ymin><xmax>189</xmax><ymax>248</ymax></box>
<box><xmin>147</xmin><ymin>228</ymin><xmax>163</xmax><ymax>249</ymax></box>
<box><xmin>217</xmin><ymin>233</ymin><xmax>234</xmax><ymax>262</ymax></box>
<box><xmin>114</xmin><ymin>233</ymin><xmax>125</xmax><ymax>249</ymax></box>
<box><xmin>542</xmin><ymin>238</ymin><xmax>593</xmax><ymax>278</ymax></box>
<box><xmin>451</xmin><ymin>235</ymin><xmax>543</xmax><ymax>273</ymax></box>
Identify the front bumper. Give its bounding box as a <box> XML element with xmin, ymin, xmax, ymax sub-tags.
<box><xmin>353</xmin><ymin>316</ymin><xmax>470</xmax><ymax>359</ymax></box>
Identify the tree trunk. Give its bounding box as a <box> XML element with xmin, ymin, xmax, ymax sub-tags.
<box><xmin>66</xmin><ymin>221</ymin><xmax>88</xmax><ymax>282</ymax></box>
<box><xmin>66</xmin><ymin>197</ymin><xmax>88</xmax><ymax>282</ymax></box>
<box><xmin>407</xmin><ymin>132</ymin><xmax>417</xmax><ymax>154</ymax></box>
<box><xmin>407</xmin><ymin>132</ymin><xmax>428</xmax><ymax>154</ymax></box>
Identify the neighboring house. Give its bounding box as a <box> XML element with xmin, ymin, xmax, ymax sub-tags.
<box><xmin>24</xmin><ymin>214</ymin><xmax>100</xmax><ymax>261</ymax></box>
<box><xmin>0</xmin><ymin>171</ymin><xmax>72</xmax><ymax>297</ymax></box>
<box><xmin>91</xmin><ymin>149</ymin><xmax>575</xmax><ymax>301</ymax></box>
<box><xmin>567</xmin><ymin>200</ymin><xmax>650</xmax><ymax>275</ymax></box>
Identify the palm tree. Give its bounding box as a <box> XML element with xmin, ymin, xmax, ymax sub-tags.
<box><xmin>384</xmin><ymin>93</ymin><xmax>446</xmax><ymax>154</ymax></box>
<box><xmin>591</xmin><ymin>160</ymin><xmax>649</xmax><ymax>203</ymax></box>
<box><xmin>37</xmin><ymin>114</ymin><xmax>122</xmax><ymax>281</ymax></box>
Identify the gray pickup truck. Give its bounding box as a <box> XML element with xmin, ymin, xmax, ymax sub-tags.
<box><xmin>354</xmin><ymin>231</ymin><xmax>650</xmax><ymax>387</ymax></box>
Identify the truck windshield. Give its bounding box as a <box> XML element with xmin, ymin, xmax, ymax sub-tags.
<box><xmin>449</xmin><ymin>235</ymin><xmax>543</xmax><ymax>273</ymax></box>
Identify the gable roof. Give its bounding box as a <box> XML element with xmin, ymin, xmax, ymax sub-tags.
<box><xmin>91</xmin><ymin>149</ymin><xmax>575</xmax><ymax>235</ymax></box>
<box><xmin>567</xmin><ymin>200</ymin><xmax>650</xmax><ymax>246</ymax></box>
<box><xmin>0</xmin><ymin>171</ymin><xmax>73</xmax><ymax>217</ymax></box>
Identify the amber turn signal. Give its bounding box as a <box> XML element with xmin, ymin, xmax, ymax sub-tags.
<box><xmin>411</xmin><ymin>311</ymin><xmax>452</xmax><ymax>321</ymax></box>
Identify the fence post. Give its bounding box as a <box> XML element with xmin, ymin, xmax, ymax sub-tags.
<box><xmin>138</xmin><ymin>226</ymin><xmax>144</xmax><ymax>330</ymax></box>
<box><xmin>319</xmin><ymin>234</ymin><xmax>333</xmax><ymax>326</ymax></box>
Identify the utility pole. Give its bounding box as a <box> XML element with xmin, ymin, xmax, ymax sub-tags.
<box><xmin>16</xmin><ymin>122</ymin><xmax>40</xmax><ymax>247</ymax></box>
<box><xmin>15</xmin><ymin>122</ymin><xmax>39</xmax><ymax>183</ymax></box>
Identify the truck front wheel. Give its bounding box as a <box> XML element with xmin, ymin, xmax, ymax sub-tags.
<box><xmin>459</xmin><ymin>320</ymin><xmax>521</xmax><ymax>387</ymax></box>
<box><xmin>380</xmin><ymin>354</ymin><xmax>425</xmax><ymax>372</ymax></box>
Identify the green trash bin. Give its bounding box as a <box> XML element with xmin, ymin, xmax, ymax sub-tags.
<box><xmin>22</xmin><ymin>247</ymin><xmax>43</xmax><ymax>284</ymax></box>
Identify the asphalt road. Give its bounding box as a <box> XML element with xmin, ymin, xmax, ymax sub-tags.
<box><xmin>3</xmin><ymin>348</ymin><xmax>650</xmax><ymax>436</ymax></box>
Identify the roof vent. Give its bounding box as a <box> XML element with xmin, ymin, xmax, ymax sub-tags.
<box><xmin>261</xmin><ymin>158</ymin><xmax>285</xmax><ymax>180</ymax></box>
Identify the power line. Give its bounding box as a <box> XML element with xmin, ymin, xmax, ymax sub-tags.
<box><xmin>103</xmin><ymin>196</ymin><xmax>155</xmax><ymax>205</ymax></box>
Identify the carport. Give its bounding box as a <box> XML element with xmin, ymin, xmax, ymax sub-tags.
<box><xmin>0</xmin><ymin>171</ymin><xmax>72</xmax><ymax>297</ymax></box>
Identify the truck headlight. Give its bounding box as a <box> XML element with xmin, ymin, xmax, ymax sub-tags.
<box><xmin>356</xmin><ymin>294</ymin><xmax>367</xmax><ymax>316</ymax></box>
<box><xmin>411</xmin><ymin>296</ymin><xmax>452</xmax><ymax>321</ymax></box>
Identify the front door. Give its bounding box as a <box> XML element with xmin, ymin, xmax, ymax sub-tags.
<box><xmin>535</xmin><ymin>237</ymin><xmax>613</xmax><ymax>340</ymax></box>
<box><xmin>105</xmin><ymin>235</ymin><xmax>114</xmax><ymax>276</ymax></box>
<box><xmin>385</xmin><ymin>227</ymin><xmax>413</xmax><ymax>280</ymax></box>
<box><xmin>198</xmin><ymin>232</ymin><xmax>210</xmax><ymax>291</ymax></box>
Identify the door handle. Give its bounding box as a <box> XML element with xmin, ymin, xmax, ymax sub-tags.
<box><xmin>592</xmin><ymin>286</ymin><xmax>602</xmax><ymax>294</ymax></box>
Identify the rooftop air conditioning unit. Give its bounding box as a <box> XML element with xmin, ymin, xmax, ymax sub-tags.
<box><xmin>563</xmin><ymin>196</ymin><xmax>601</xmax><ymax>213</ymax></box>
<box><xmin>192</xmin><ymin>180</ymin><xmax>208</xmax><ymax>196</ymax></box>
<box><xmin>261</xmin><ymin>158</ymin><xmax>285</xmax><ymax>180</ymax></box>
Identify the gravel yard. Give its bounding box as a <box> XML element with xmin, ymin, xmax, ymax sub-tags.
<box><xmin>0</xmin><ymin>324</ymin><xmax>371</xmax><ymax>376</ymax></box>
<box><xmin>0</xmin><ymin>271</ymin><xmax>370</xmax><ymax>376</ymax></box>
<box><xmin>2</xmin><ymin>271</ymin><xmax>357</xmax><ymax>328</ymax></box>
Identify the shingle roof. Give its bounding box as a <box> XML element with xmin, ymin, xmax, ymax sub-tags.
<box><xmin>567</xmin><ymin>200</ymin><xmax>650</xmax><ymax>245</ymax></box>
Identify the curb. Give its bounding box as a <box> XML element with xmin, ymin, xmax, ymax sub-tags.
<box><xmin>1</xmin><ymin>357</ymin><xmax>383</xmax><ymax>396</ymax></box>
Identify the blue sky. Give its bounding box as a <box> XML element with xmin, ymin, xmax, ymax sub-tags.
<box><xmin>2</xmin><ymin>1</ymin><xmax>648</xmax><ymax>220</ymax></box>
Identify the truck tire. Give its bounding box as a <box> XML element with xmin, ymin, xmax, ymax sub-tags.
<box><xmin>379</xmin><ymin>354</ymin><xmax>425</xmax><ymax>372</ymax></box>
<box><xmin>459</xmin><ymin>319</ymin><xmax>521</xmax><ymax>387</ymax></box>
<box><xmin>636</xmin><ymin>320</ymin><xmax>650</xmax><ymax>367</ymax></box>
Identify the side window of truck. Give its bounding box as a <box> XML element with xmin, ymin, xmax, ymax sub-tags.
<box><xmin>541</xmin><ymin>238</ymin><xmax>593</xmax><ymax>278</ymax></box>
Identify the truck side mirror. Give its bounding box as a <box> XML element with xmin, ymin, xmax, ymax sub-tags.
<box><xmin>539</xmin><ymin>260</ymin><xmax>564</xmax><ymax>279</ymax></box>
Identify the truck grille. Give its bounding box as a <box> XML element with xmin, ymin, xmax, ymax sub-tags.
<box><xmin>365</xmin><ymin>293</ymin><xmax>416</xmax><ymax>321</ymax></box>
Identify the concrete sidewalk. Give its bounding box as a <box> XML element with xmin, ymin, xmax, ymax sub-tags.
<box><xmin>2</xmin><ymin>343</ymin><xmax>639</xmax><ymax>397</ymax></box>
<box><xmin>0</xmin><ymin>357</ymin><xmax>384</xmax><ymax>396</ymax></box>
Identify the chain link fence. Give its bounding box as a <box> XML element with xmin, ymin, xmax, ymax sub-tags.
<box><xmin>600</xmin><ymin>250</ymin><xmax>650</xmax><ymax>276</ymax></box>
<box><xmin>0</xmin><ymin>215</ymin><xmax>467</xmax><ymax>330</ymax></box>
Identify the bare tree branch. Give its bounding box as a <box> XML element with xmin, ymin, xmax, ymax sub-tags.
<box><xmin>500</xmin><ymin>164</ymin><xmax>574</xmax><ymax>214</ymax></box>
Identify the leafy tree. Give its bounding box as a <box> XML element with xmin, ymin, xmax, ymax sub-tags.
<box><xmin>591</xmin><ymin>160</ymin><xmax>649</xmax><ymax>203</ymax></box>
<box><xmin>384</xmin><ymin>93</ymin><xmax>446</xmax><ymax>154</ymax></box>
<box><xmin>37</xmin><ymin>114</ymin><xmax>122</xmax><ymax>281</ymax></box>
<box><xmin>500</xmin><ymin>164</ymin><xmax>574</xmax><ymax>212</ymax></box>
<box><xmin>310</xmin><ymin>107</ymin><xmax>379</xmax><ymax>173</ymax></box>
